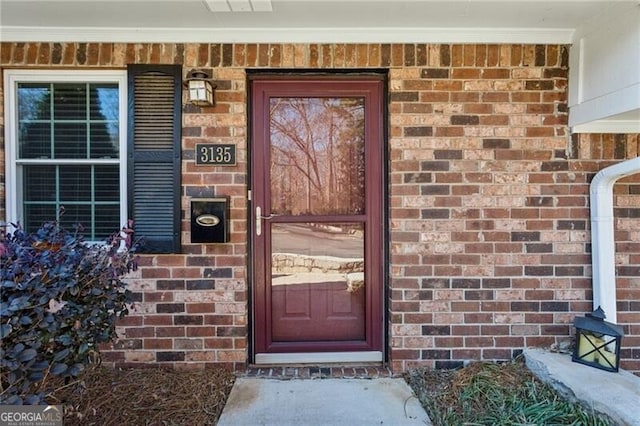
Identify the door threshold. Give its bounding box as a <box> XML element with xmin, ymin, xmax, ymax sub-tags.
<box><xmin>254</xmin><ymin>351</ymin><xmax>383</xmax><ymax>365</ymax></box>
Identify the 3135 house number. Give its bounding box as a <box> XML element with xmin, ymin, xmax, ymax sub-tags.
<box><xmin>195</xmin><ymin>144</ymin><xmax>236</xmax><ymax>166</ymax></box>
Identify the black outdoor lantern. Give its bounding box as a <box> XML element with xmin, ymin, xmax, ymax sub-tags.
<box><xmin>572</xmin><ymin>306</ymin><xmax>624</xmax><ymax>372</ymax></box>
<box><xmin>184</xmin><ymin>69</ymin><xmax>216</xmax><ymax>107</ymax></box>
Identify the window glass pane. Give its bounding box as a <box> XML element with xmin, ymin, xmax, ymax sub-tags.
<box><xmin>271</xmin><ymin>222</ymin><xmax>365</xmax><ymax>342</ymax></box>
<box><xmin>94</xmin><ymin>165</ymin><xmax>120</xmax><ymax>201</ymax></box>
<box><xmin>23</xmin><ymin>165</ymin><xmax>56</xmax><ymax>201</ymax></box>
<box><xmin>90</xmin><ymin>84</ymin><xmax>118</xmax><ymax>120</ymax></box>
<box><xmin>53</xmin><ymin>84</ymin><xmax>86</xmax><ymax>120</ymax></box>
<box><xmin>18</xmin><ymin>83</ymin><xmax>51</xmax><ymax>120</ymax></box>
<box><xmin>95</xmin><ymin>205</ymin><xmax>121</xmax><ymax>239</ymax></box>
<box><xmin>269</xmin><ymin>97</ymin><xmax>365</xmax><ymax>216</ymax></box>
<box><xmin>59</xmin><ymin>165</ymin><xmax>91</xmax><ymax>201</ymax></box>
<box><xmin>24</xmin><ymin>204</ymin><xmax>56</xmax><ymax>233</ymax></box>
<box><xmin>90</xmin><ymin>84</ymin><xmax>119</xmax><ymax>158</ymax></box>
<box><xmin>18</xmin><ymin>83</ymin><xmax>51</xmax><ymax>159</ymax></box>
<box><xmin>59</xmin><ymin>204</ymin><xmax>91</xmax><ymax>231</ymax></box>
<box><xmin>19</xmin><ymin>122</ymin><xmax>51</xmax><ymax>158</ymax></box>
<box><xmin>90</xmin><ymin>123</ymin><xmax>119</xmax><ymax>158</ymax></box>
<box><xmin>54</xmin><ymin>123</ymin><xmax>87</xmax><ymax>158</ymax></box>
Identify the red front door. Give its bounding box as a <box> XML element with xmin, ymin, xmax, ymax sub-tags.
<box><xmin>251</xmin><ymin>76</ymin><xmax>384</xmax><ymax>362</ymax></box>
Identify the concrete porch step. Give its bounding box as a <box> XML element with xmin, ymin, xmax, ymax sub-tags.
<box><xmin>525</xmin><ymin>348</ymin><xmax>640</xmax><ymax>426</ymax></box>
<box><xmin>217</xmin><ymin>377</ymin><xmax>431</xmax><ymax>425</ymax></box>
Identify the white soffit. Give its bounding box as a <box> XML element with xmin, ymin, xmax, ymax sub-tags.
<box><xmin>0</xmin><ymin>0</ymin><xmax>628</xmax><ymax>43</ymax></box>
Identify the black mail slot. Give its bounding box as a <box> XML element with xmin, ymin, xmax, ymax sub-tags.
<box><xmin>191</xmin><ymin>198</ymin><xmax>229</xmax><ymax>243</ymax></box>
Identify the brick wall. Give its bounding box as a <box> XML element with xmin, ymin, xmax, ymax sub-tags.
<box><xmin>1</xmin><ymin>42</ymin><xmax>638</xmax><ymax>373</ymax></box>
<box><xmin>390</xmin><ymin>130</ymin><xmax>639</xmax><ymax>372</ymax></box>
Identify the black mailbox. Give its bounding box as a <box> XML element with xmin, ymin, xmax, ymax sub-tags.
<box><xmin>191</xmin><ymin>198</ymin><xmax>229</xmax><ymax>243</ymax></box>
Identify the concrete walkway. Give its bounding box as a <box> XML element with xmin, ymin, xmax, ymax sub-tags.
<box><xmin>218</xmin><ymin>350</ymin><xmax>640</xmax><ymax>425</ymax></box>
<box><xmin>217</xmin><ymin>377</ymin><xmax>431</xmax><ymax>425</ymax></box>
<box><xmin>525</xmin><ymin>348</ymin><xmax>640</xmax><ymax>426</ymax></box>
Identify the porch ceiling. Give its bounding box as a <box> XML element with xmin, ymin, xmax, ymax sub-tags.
<box><xmin>0</xmin><ymin>0</ymin><xmax>632</xmax><ymax>43</ymax></box>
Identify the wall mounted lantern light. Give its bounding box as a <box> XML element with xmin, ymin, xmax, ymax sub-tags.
<box><xmin>572</xmin><ymin>306</ymin><xmax>624</xmax><ymax>372</ymax></box>
<box><xmin>184</xmin><ymin>69</ymin><xmax>216</xmax><ymax>107</ymax></box>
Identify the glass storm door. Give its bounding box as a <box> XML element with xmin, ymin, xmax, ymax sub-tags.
<box><xmin>250</xmin><ymin>77</ymin><xmax>384</xmax><ymax>362</ymax></box>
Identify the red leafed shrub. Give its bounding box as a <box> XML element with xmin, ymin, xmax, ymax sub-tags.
<box><xmin>0</xmin><ymin>216</ymin><xmax>139</xmax><ymax>404</ymax></box>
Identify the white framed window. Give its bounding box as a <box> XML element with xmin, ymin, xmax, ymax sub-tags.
<box><xmin>4</xmin><ymin>70</ymin><xmax>128</xmax><ymax>241</ymax></box>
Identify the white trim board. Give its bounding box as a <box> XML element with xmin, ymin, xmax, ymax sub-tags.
<box><xmin>571</xmin><ymin>119</ymin><xmax>640</xmax><ymax>134</ymax></box>
<box><xmin>569</xmin><ymin>83</ymin><xmax>640</xmax><ymax>129</ymax></box>
<box><xmin>0</xmin><ymin>26</ymin><xmax>575</xmax><ymax>44</ymax></box>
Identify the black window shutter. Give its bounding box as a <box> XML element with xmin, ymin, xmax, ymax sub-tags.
<box><xmin>127</xmin><ymin>65</ymin><xmax>182</xmax><ymax>253</ymax></box>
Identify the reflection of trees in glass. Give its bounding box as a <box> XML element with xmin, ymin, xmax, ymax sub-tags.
<box><xmin>18</xmin><ymin>83</ymin><xmax>119</xmax><ymax>159</ymax></box>
<box><xmin>17</xmin><ymin>82</ymin><xmax>120</xmax><ymax>236</ymax></box>
<box><xmin>270</xmin><ymin>97</ymin><xmax>365</xmax><ymax>216</ymax></box>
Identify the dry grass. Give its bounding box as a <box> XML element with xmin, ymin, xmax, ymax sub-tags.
<box><xmin>48</xmin><ymin>367</ymin><xmax>235</xmax><ymax>426</ymax></box>
<box><xmin>406</xmin><ymin>358</ymin><xmax>612</xmax><ymax>426</ymax></box>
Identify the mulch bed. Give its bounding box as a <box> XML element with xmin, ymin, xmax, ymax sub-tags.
<box><xmin>406</xmin><ymin>361</ymin><xmax>521</xmax><ymax>417</ymax></box>
<box><xmin>48</xmin><ymin>367</ymin><xmax>235</xmax><ymax>425</ymax></box>
<box><xmin>405</xmin><ymin>359</ymin><xmax>612</xmax><ymax>426</ymax></box>
<box><xmin>45</xmin><ymin>358</ymin><xmax>610</xmax><ymax>425</ymax></box>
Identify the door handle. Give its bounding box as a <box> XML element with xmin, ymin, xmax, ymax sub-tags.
<box><xmin>256</xmin><ymin>206</ymin><xmax>280</xmax><ymax>236</ymax></box>
<box><xmin>256</xmin><ymin>206</ymin><xmax>262</xmax><ymax>236</ymax></box>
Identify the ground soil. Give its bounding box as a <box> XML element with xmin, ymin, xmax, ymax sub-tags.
<box><xmin>49</xmin><ymin>367</ymin><xmax>235</xmax><ymax>425</ymax></box>
<box><xmin>49</xmin><ymin>358</ymin><xmax>608</xmax><ymax>425</ymax></box>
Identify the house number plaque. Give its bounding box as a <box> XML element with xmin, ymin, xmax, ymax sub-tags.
<box><xmin>195</xmin><ymin>144</ymin><xmax>236</xmax><ymax>166</ymax></box>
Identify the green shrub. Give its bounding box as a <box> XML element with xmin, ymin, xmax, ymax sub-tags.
<box><xmin>0</xmin><ymin>215</ymin><xmax>138</xmax><ymax>404</ymax></box>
